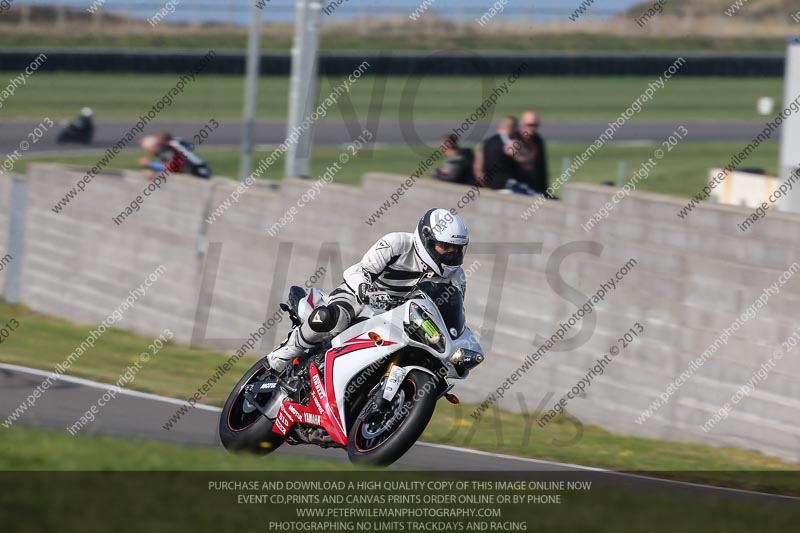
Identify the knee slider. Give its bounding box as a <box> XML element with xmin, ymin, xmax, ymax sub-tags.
<box><xmin>308</xmin><ymin>305</ymin><xmax>340</xmax><ymax>333</ymax></box>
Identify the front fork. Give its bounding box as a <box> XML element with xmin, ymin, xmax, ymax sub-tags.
<box><xmin>374</xmin><ymin>356</ymin><xmax>455</xmax><ymax>408</ymax></box>
<box><xmin>372</xmin><ymin>356</ymin><xmax>401</xmax><ymax>411</ymax></box>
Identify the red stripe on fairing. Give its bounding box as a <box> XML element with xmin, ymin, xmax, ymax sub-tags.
<box><xmin>270</xmin><ymin>366</ymin><xmax>348</xmax><ymax>445</ymax></box>
<box><xmin>310</xmin><ymin>364</ymin><xmax>348</xmax><ymax>445</ymax></box>
<box><xmin>269</xmin><ymin>333</ymin><xmax>398</xmax><ymax>445</ymax></box>
<box><xmin>272</xmin><ymin>377</ymin><xmax>342</xmax><ymax>444</ymax></box>
<box><xmin>307</xmin><ymin>291</ymin><xmax>314</xmax><ymax>308</ymax></box>
<box><xmin>323</xmin><ymin>334</ymin><xmax>397</xmax><ymax>438</ymax></box>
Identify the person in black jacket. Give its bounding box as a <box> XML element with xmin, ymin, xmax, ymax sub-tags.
<box><xmin>474</xmin><ymin>116</ymin><xmax>523</xmax><ymax>190</ymax></box>
<box><xmin>516</xmin><ymin>110</ymin><xmax>551</xmax><ymax>197</ymax></box>
<box><xmin>432</xmin><ymin>134</ymin><xmax>475</xmax><ymax>185</ymax></box>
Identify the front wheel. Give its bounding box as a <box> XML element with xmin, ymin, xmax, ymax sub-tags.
<box><xmin>347</xmin><ymin>370</ymin><xmax>438</xmax><ymax>467</ymax></box>
<box><xmin>219</xmin><ymin>359</ymin><xmax>284</xmax><ymax>455</ymax></box>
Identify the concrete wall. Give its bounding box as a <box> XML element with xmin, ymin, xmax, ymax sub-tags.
<box><xmin>2</xmin><ymin>163</ymin><xmax>799</xmax><ymax>461</ymax></box>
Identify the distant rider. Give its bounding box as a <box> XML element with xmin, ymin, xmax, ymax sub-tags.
<box><xmin>57</xmin><ymin>107</ymin><xmax>95</xmax><ymax>144</ymax></box>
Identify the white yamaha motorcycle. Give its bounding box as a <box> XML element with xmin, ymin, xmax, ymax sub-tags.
<box><xmin>219</xmin><ymin>281</ymin><xmax>484</xmax><ymax>466</ymax></box>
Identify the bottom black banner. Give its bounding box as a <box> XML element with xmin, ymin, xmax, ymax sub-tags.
<box><xmin>0</xmin><ymin>471</ymin><xmax>797</xmax><ymax>532</ymax></box>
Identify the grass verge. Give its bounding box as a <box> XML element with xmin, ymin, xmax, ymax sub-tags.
<box><xmin>0</xmin><ymin>425</ymin><xmax>342</xmax><ymax>471</ymax></box>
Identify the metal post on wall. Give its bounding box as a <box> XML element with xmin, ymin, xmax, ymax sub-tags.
<box><xmin>4</xmin><ymin>176</ymin><xmax>27</xmax><ymax>304</ymax></box>
<box><xmin>239</xmin><ymin>0</ymin><xmax>264</xmax><ymax>182</ymax></box>
<box><xmin>285</xmin><ymin>0</ymin><xmax>322</xmax><ymax>179</ymax></box>
<box><xmin>777</xmin><ymin>37</ymin><xmax>800</xmax><ymax>213</ymax></box>
<box><xmin>616</xmin><ymin>160</ymin><xmax>627</xmax><ymax>187</ymax></box>
<box><xmin>561</xmin><ymin>157</ymin><xmax>573</xmax><ymax>183</ymax></box>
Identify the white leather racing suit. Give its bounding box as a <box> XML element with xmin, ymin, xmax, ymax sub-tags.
<box><xmin>268</xmin><ymin>232</ymin><xmax>466</xmax><ymax>371</ymax></box>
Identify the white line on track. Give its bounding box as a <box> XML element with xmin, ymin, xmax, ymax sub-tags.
<box><xmin>2</xmin><ymin>362</ymin><xmax>798</xmax><ymax>502</ymax></box>
<box><xmin>0</xmin><ymin>362</ymin><xmax>219</xmax><ymax>412</ymax></box>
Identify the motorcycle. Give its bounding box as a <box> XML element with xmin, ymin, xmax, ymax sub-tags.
<box><xmin>219</xmin><ymin>280</ymin><xmax>484</xmax><ymax>466</ymax></box>
<box><xmin>56</xmin><ymin>118</ymin><xmax>94</xmax><ymax>144</ymax></box>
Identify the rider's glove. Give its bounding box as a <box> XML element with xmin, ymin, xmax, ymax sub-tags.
<box><xmin>357</xmin><ymin>283</ymin><xmax>371</xmax><ymax>305</ymax></box>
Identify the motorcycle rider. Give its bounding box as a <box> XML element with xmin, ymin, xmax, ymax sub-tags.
<box><xmin>266</xmin><ymin>208</ymin><xmax>469</xmax><ymax>373</ymax></box>
<box><xmin>138</xmin><ymin>133</ymin><xmax>212</xmax><ymax>180</ymax></box>
<box><xmin>57</xmin><ymin>107</ymin><xmax>95</xmax><ymax>144</ymax></box>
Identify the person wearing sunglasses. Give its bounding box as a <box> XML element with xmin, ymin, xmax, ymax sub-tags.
<box><xmin>516</xmin><ymin>110</ymin><xmax>552</xmax><ymax>198</ymax></box>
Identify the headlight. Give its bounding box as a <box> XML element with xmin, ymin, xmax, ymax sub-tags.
<box><xmin>406</xmin><ymin>302</ymin><xmax>446</xmax><ymax>353</ymax></box>
<box><xmin>449</xmin><ymin>348</ymin><xmax>484</xmax><ymax>371</ymax></box>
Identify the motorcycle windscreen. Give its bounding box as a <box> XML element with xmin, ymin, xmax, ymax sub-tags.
<box><xmin>415</xmin><ymin>281</ymin><xmax>466</xmax><ymax>339</ymax></box>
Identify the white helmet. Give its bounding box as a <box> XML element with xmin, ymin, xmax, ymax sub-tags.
<box><xmin>413</xmin><ymin>208</ymin><xmax>469</xmax><ymax>277</ymax></box>
<box><xmin>81</xmin><ymin>107</ymin><xmax>93</xmax><ymax>117</ymax></box>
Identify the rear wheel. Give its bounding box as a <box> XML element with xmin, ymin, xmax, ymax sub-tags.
<box><xmin>346</xmin><ymin>370</ymin><xmax>438</xmax><ymax>467</ymax></box>
<box><xmin>219</xmin><ymin>359</ymin><xmax>284</xmax><ymax>455</ymax></box>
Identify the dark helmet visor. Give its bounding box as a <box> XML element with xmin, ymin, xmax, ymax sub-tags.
<box><xmin>433</xmin><ymin>241</ymin><xmax>465</xmax><ymax>267</ymax></box>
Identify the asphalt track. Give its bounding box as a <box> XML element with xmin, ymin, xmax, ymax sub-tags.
<box><xmin>1</xmin><ymin>362</ymin><xmax>798</xmax><ymax>506</ymax></box>
<box><xmin>0</xmin><ymin>118</ymin><xmax>777</xmax><ymax>156</ymax></box>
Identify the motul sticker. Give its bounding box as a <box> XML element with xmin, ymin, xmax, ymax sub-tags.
<box><xmin>288</xmin><ymin>405</ymin><xmax>302</xmax><ymax>419</ymax></box>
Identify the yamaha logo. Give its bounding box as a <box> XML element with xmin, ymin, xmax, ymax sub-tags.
<box><xmin>303</xmin><ymin>412</ymin><xmax>321</xmax><ymax>425</ymax></box>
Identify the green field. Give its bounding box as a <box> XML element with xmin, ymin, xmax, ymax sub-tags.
<box><xmin>0</xmin><ymin>425</ymin><xmax>341</xmax><ymax>471</ymax></box>
<box><xmin>0</xmin><ymin>299</ymin><xmax>797</xmax><ymax>496</ymax></box>
<box><xmin>0</xmin><ymin>73</ymin><xmax>782</xmax><ymax>121</ymax></box>
<box><xmin>19</xmin><ymin>140</ymin><xmax>780</xmax><ymax>200</ymax></box>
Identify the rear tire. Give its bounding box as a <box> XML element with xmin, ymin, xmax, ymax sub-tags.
<box><xmin>219</xmin><ymin>359</ymin><xmax>284</xmax><ymax>455</ymax></box>
<box><xmin>346</xmin><ymin>370</ymin><xmax>438</xmax><ymax>467</ymax></box>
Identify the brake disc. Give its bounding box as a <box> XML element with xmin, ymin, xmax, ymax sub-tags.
<box><xmin>361</xmin><ymin>389</ymin><xmax>406</xmax><ymax>439</ymax></box>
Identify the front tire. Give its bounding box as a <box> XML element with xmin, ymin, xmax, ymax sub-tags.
<box><xmin>219</xmin><ymin>359</ymin><xmax>284</xmax><ymax>455</ymax></box>
<box><xmin>347</xmin><ymin>370</ymin><xmax>438</xmax><ymax>467</ymax></box>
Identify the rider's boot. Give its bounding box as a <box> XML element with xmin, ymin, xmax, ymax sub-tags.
<box><xmin>265</xmin><ymin>328</ymin><xmax>315</xmax><ymax>374</ymax></box>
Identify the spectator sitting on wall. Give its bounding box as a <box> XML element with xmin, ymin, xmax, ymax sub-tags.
<box><xmin>138</xmin><ymin>132</ymin><xmax>212</xmax><ymax>180</ymax></box>
<box><xmin>474</xmin><ymin>116</ymin><xmax>523</xmax><ymax>190</ymax></box>
<box><xmin>432</xmin><ymin>134</ymin><xmax>475</xmax><ymax>185</ymax></box>
<box><xmin>514</xmin><ymin>110</ymin><xmax>552</xmax><ymax>198</ymax></box>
